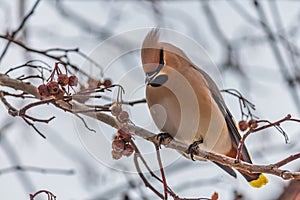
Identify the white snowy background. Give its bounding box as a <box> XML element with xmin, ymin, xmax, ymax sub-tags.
<box><xmin>0</xmin><ymin>0</ymin><xmax>300</xmax><ymax>199</ymax></box>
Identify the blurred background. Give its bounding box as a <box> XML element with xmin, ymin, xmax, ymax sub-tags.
<box><xmin>0</xmin><ymin>0</ymin><xmax>300</xmax><ymax>199</ymax></box>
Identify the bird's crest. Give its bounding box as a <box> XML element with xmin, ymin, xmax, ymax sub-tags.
<box><xmin>141</xmin><ymin>28</ymin><xmax>162</xmax><ymax>72</ymax></box>
<box><xmin>142</xmin><ymin>28</ymin><xmax>160</xmax><ymax>50</ymax></box>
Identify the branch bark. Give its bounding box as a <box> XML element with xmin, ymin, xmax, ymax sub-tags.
<box><xmin>277</xmin><ymin>177</ymin><xmax>300</xmax><ymax>200</ymax></box>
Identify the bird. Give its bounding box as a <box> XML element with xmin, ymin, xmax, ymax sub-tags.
<box><xmin>141</xmin><ymin>28</ymin><xmax>268</xmax><ymax>188</ymax></box>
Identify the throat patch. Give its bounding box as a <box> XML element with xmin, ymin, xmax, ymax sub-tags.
<box><xmin>149</xmin><ymin>74</ymin><xmax>168</xmax><ymax>87</ymax></box>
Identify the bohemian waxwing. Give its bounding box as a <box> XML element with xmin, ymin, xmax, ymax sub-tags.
<box><xmin>141</xmin><ymin>29</ymin><xmax>268</xmax><ymax>188</ymax></box>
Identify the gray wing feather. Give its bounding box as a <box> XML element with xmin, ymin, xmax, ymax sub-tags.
<box><xmin>195</xmin><ymin>66</ymin><xmax>253</xmax><ymax>164</ymax></box>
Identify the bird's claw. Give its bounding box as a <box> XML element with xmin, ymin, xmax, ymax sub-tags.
<box><xmin>156</xmin><ymin>132</ymin><xmax>173</xmax><ymax>147</ymax></box>
<box><xmin>187</xmin><ymin>140</ymin><xmax>203</xmax><ymax>161</ymax></box>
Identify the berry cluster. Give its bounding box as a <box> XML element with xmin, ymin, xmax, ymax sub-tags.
<box><xmin>87</xmin><ymin>77</ymin><xmax>112</xmax><ymax>89</ymax></box>
<box><xmin>111</xmin><ymin>103</ymin><xmax>129</xmax><ymax>123</ymax></box>
<box><xmin>238</xmin><ymin>119</ymin><xmax>258</xmax><ymax>131</ymax></box>
<box><xmin>110</xmin><ymin>103</ymin><xmax>134</xmax><ymax>159</ymax></box>
<box><xmin>37</xmin><ymin>62</ymin><xmax>78</xmax><ymax>100</ymax></box>
<box><xmin>111</xmin><ymin>129</ymin><xmax>134</xmax><ymax>160</ymax></box>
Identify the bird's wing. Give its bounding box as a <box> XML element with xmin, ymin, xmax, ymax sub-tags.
<box><xmin>195</xmin><ymin>67</ymin><xmax>267</xmax><ymax>184</ymax></box>
<box><xmin>195</xmin><ymin>66</ymin><xmax>253</xmax><ymax>164</ymax></box>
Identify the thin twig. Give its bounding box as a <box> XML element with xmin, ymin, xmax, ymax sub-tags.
<box><xmin>269</xmin><ymin>1</ymin><xmax>300</xmax><ymax>74</ymax></box>
<box><xmin>201</xmin><ymin>1</ymin><xmax>245</xmax><ymax>76</ymax></box>
<box><xmin>133</xmin><ymin>146</ymin><xmax>164</xmax><ymax>199</ymax></box>
<box><xmin>274</xmin><ymin>153</ymin><xmax>300</xmax><ymax>168</ymax></box>
<box><xmin>5</xmin><ymin>60</ymin><xmax>52</xmax><ymax>75</ymax></box>
<box><xmin>0</xmin><ymin>0</ymin><xmax>41</xmax><ymax>63</ymax></box>
<box><xmin>2</xmin><ymin>91</ymin><xmax>34</xmax><ymax>99</ymax></box>
<box><xmin>0</xmin><ymin>92</ymin><xmax>54</xmax><ymax>138</ymax></box>
<box><xmin>236</xmin><ymin>115</ymin><xmax>292</xmax><ymax>161</ymax></box>
<box><xmin>0</xmin><ymin>165</ymin><xmax>74</xmax><ymax>175</ymax></box>
<box><xmin>236</xmin><ymin>128</ymin><xmax>253</xmax><ymax>161</ymax></box>
<box><xmin>0</xmin><ymin>35</ymin><xmax>95</xmax><ymax>78</ymax></box>
<box><xmin>18</xmin><ymin>98</ymin><xmax>55</xmax><ymax>116</ymax></box>
<box><xmin>74</xmin><ymin>113</ymin><xmax>96</xmax><ymax>133</ymax></box>
<box><xmin>17</xmin><ymin>74</ymin><xmax>44</xmax><ymax>81</ymax></box>
<box><xmin>155</xmin><ymin>145</ymin><xmax>168</xmax><ymax>200</ymax></box>
<box><xmin>104</xmin><ymin>98</ymin><xmax>147</xmax><ymax>107</ymax></box>
<box><xmin>22</xmin><ymin>117</ymin><xmax>46</xmax><ymax>139</ymax></box>
<box><xmin>221</xmin><ymin>89</ymin><xmax>257</xmax><ymax>120</ymax></box>
<box><xmin>253</xmin><ymin>0</ymin><xmax>300</xmax><ymax>113</ymax></box>
<box><xmin>30</xmin><ymin>190</ymin><xmax>56</xmax><ymax>200</ymax></box>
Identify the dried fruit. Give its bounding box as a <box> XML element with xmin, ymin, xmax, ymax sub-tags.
<box><xmin>112</xmin><ymin>138</ymin><xmax>125</xmax><ymax>153</ymax></box>
<box><xmin>111</xmin><ymin>103</ymin><xmax>122</xmax><ymax>116</ymax></box>
<box><xmin>57</xmin><ymin>74</ymin><xmax>69</xmax><ymax>86</ymax></box>
<box><xmin>123</xmin><ymin>143</ymin><xmax>134</xmax><ymax>157</ymax></box>
<box><xmin>38</xmin><ymin>84</ymin><xmax>50</xmax><ymax>97</ymax></box>
<box><xmin>117</xmin><ymin>111</ymin><xmax>129</xmax><ymax>123</ymax></box>
<box><xmin>112</xmin><ymin>150</ymin><xmax>122</xmax><ymax>160</ymax></box>
<box><xmin>97</xmin><ymin>81</ymin><xmax>102</xmax><ymax>87</ymax></box>
<box><xmin>211</xmin><ymin>192</ymin><xmax>219</xmax><ymax>200</ymax></box>
<box><xmin>68</xmin><ymin>75</ymin><xmax>78</xmax><ymax>86</ymax></box>
<box><xmin>248</xmin><ymin>119</ymin><xmax>258</xmax><ymax>129</ymax></box>
<box><xmin>53</xmin><ymin>89</ymin><xmax>65</xmax><ymax>100</ymax></box>
<box><xmin>238</xmin><ymin>120</ymin><xmax>248</xmax><ymax>131</ymax></box>
<box><xmin>118</xmin><ymin>128</ymin><xmax>131</xmax><ymax>143</ymax></box>
<box><xmin>47</xmin><ymin>81</ymin><xmax>60</xmax><ymax>95</ymax></box>
<box><xmin>87</xmin><ymin>78</ymin><xmax>100</xmax><ymax>89</ymax></box>
<box><xmin>103</xmin><ymin>79</ymin><xmax>112</xmax><ymax>87</ymax></box>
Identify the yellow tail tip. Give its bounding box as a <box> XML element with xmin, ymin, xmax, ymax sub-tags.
<box><xmin>249</xmin><ymin>174</ymin><xmax>268</xmax><ymax>188</ymax></box>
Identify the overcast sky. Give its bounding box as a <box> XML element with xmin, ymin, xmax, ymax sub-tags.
<box><xmin>0</xmin><ymin>1</ymin><xmax>300</xmax><ymax>200</ymax></box>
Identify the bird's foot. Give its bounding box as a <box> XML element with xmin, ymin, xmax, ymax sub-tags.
<box><xmin>187</xmin><ymin>139</ymin><xmax>203</xmax><ymax>161</ymax></box>
<box><xmin>155</xmin><ymin>132</ymin><xmax>173</xmax><ymax>147</ymax></box>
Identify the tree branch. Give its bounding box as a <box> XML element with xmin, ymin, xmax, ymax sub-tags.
<box><xmin>0</xmin><ymin>36</ymin><xmax>100</xmax><ymax>78</ymax></box>
<box><xmin>1</xmin><ymin>73</ymin><xmax>300</xmax><ymax>181</ymax></box>
<box><xmin>0</xmin><ymin>165</ymin><xmax>74</xmax><ymax>176</ymax></box>
<box><xmin>0</xmin><ymin>0</ymin><xmax>41</xmax><ymax>63</ymax></box>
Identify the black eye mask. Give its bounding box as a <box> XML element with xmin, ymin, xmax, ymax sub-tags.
<box><xmin>148</xmin><ymin>74</ymin><xmax>168</xmax><ymax>87</ymax></box>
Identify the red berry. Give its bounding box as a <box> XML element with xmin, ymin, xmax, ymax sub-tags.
<box><xmin>53</xmin><ymin>89</ymin><xmax>65</xmax><ymax>100</ymax></box>
<box><xmin>38</xmin><ymin>84</ymin><xmax>50</xmax><ymax>97</ymax></box>
<box><xmin>118</xmin><ymin>128</ymin><xmax>131</xmax><ymax>143</ymax></box>
<box><xmin>238</xmin><ymin>120</ymin><xmax>248</xmax><ymax>131</ymax></box>
<box><xmin>57</xmin><ymin>74</ymin><xmax>69</xmax><ymax>86</ymax></box>
<box><xmin>211</xmin><ymin>192</ymin><xmax>219</xmax><ymax>200</ymax></box>
<box><xmin>112</xmin><ymin>138</ymin><xmax>125</xmax><ymax>153</ymax></box>
<box><xmin>117</xmin><ymin>111</ymin><xmax>129</xmax><ymax>123</ymax></box>
<box><xmin>47</xmin><ymin>81</ymin><xmax>60</xmax><ymax>95</ymax></box>
<box><xmin>112</xmin><ymin>150</ymin><xmax>122</xmax><ymax>160</ymax></box>
<box><xmin>111</xmin><ymin>103</ymin><xmax>122</xmax><ymax>116</ymax></box>
<box><xmin>103</xmin><ymin>79</ymin><xmax>112</xmax><ymax>87</ymax></box>
<box><xmin>123</xmin><ymin>143</ymin><xmax>134</xmax><ymax>157</ymax></box>
<box><xmin>248</xmin><ymin>119</ymin><xmax>258</xmax><ymax>129</ymax></box>
<box><xmin>68</xmin><ymin>75</ymin><xmax>78</xmax><ymax>87</ymax></box>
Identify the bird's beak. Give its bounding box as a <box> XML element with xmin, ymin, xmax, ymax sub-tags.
<box><xmin>145</xmin><ymin>71</ymin><xmax>155</xmax><ymax>85</ymax></box>
<box><xmin>145</xmin><ymin>63</ymin><xmax>164</xmax><ymax>85</ymax></box>
<box><xmin>145</xmin><ymin>75</ymin><xmax>150</xmax><ymax>84</ymax></box>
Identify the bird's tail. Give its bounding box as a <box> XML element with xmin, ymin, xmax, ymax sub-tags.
<box><xmin>239</xmin><ymin>170</ymin><xmax>268</xmax><ymax>188</ymax></box>
<box><xmin>222</xmin><ymin>108</ymin><xmax>269</xmax><ymax>188</ymax></box>
<box><xmin>214</xmin><ymin>161</ymin><xmax>268</xmax><ymax>188</ymax></box>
